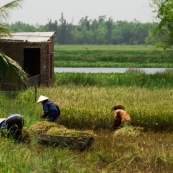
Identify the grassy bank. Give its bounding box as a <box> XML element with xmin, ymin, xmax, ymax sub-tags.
<box><xmin>54</xmin><ymin>61</ymin><xmax>173</xmax><ymax>67</ymax></box>
<box><xmin>54</xmin><ymin>70</ymin><xmax>173</xmax><ymax>89</ymax></box>
<box><xmin>54</xmin><ymin>45</ymin><xmax>173</xmax><ymax>67</ymax></box>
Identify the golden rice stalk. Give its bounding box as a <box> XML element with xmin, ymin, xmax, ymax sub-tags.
<box><xmin>22</xmin><ymin>127</ymin><xmax>31</xmax><ymax>144</ymax></box>
<box><xmin>28</xmin><ymin>121</ymin><xmax>66</xmax><ymax>135</ymax></box>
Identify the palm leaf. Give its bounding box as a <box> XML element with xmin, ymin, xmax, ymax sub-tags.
<box><xmin>0</xmin><ymin>0</ymin><xmax>23</xmax><ymax>36</ymax></box>
<box><xmin>0</xmin><ymin>53</ymin><xmax>28</xmax><ymax>87</ymax></box>
<box><xmin>0</xmin><ymin>0</ymin><xmax>23</xmax><ymax>20</ymax></box>
<box><xmin>0</xmin><ymin>23</ymin><xmax>11</xmax><ymax>36</ymax></box>
<box><xmin>0</xmin><ymin>0</ymin><xmax>28</xmax><ymax>88</ymax></box>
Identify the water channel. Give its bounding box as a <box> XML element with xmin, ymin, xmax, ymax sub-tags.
<box><xmin>54</xmin><ymin>67</ymin><xmax>173</xmax><ymax>74</ymax></box>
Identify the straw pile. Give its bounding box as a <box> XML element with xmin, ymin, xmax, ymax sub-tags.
<box><xmin>46</xmin><ymin>127</ymin><xmax>96</xmax><ymax>137</ymax></box>
<box><xmin>22</xmin><ymin>127</ymin><xmax>31</xmax><ymax>144</ymax></box>
<box><xmin>28</xmin><ymin>121</ymin><xmax>96</xmax><ymax>137</ymax></box>
<box><xmin>113</xmin><ymin>126</ymin><xmax>142</xmax><ymax>138</ymax></box>
<box><xmin>28</xmin><ymin>121</ymin><xmax>66</xmax><ymax>135</ymax></box>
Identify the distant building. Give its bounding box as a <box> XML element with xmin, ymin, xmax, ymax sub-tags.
<box><xmin>0</xmin><ymin>32</ymin><xmax>55</xmax><ymax>91</ymax></box>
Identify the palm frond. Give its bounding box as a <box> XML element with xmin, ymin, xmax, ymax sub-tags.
<box><xmin>0</xmin><ymin>53</ymin><xmax>28</xmax><ymax>87</ymax></box>
<box><xmin>0</xmin><ymin>0</ymin><xmax>23</xmax><ymax>36</ymax></box>
<box><xmin>0</xmin><ymin>0</ymin><xmax>23</xmax><ymax>22</ymax></box>
<box><xmin>0</xmin><ymin>23</ymin><xmax>11</xmax><ymax>36</ymax></box>
<box><xmin>0</xmin><ymin>0</ymin><xmax>27</xmax><ymax>89</ymax></box>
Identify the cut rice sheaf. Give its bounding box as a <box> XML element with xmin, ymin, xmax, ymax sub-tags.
<box><xmin>28</xmin><ymin>121</ymin><xmax>96</xmax><ymax>137</ymax></box>
<box><xmin>46</xmin><ymin>127</ymin><xmax>96</xmax><ymax>137</ymax></box>
<box><xmin>28</xmin><ymin>121</ymin><xmax>66</xmax><ymax>135</ymax></box>
<box><xmin>113</xmin><ymin>126</ymin><xmax>141</xmax><ymax>138</ymax></box>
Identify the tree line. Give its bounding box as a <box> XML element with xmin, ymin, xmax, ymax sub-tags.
<box><xmin>8</xmin><ymin>13</ymin><xmax>158</xmax><ymax>45</ymax></box>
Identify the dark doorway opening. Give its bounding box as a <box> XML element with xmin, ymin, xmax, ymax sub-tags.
<box><xmin>24</xmin><ymin>48</ymin><xmax>40</xmax><ymax>77</ymax></box>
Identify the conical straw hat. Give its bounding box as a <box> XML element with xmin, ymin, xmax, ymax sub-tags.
<box><xmin>37</xmin><ymin>95</ymin><xmax>49</xmax><ymax>103</ymax></box>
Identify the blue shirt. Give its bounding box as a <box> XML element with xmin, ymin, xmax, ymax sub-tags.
<box><xmin>42</xmin><ymin>100</ymin><xmax>60</xmax><ymax>121</ymax></box>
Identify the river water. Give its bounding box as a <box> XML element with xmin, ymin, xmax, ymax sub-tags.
<box><xmin>54</xmin><ymin>67</ymin><xmax>173</xmax><ymax>74</ymax></box>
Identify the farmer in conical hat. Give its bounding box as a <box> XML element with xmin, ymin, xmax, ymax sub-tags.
<box><xmin>0</xmin><ymin>114</ymin><xmax>24</xmax><ymax>141</ymax></box>
<box><xmin>37</xmin><ymin>95</ymin><xmax>60</xmax><ymax>122</ymax></box>
<box><xmin>111</xmin><ymin>105</ymin><xmax>131</xmax><ymax>130</ymax></box>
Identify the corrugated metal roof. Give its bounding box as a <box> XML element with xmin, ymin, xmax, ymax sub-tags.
<box><xmin>0</xmin><ymin>32</ymin><xmax>55</xmax><ymax>42</ymax></box>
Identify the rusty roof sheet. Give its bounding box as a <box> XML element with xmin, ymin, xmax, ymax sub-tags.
<box><xmin>0</xmin><ymin>32</ymin><xmax>55</xmax><ymax>42</ymax></box>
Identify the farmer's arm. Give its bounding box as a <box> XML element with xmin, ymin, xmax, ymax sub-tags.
<box><xmin>41</xmin><ymin>103</ymin><xmax>49</xmax><ymax>118</ymax></box>
<box><xmin>113</xmin><ymin>111</ymin><xmax>118</xmax><ymax>120</ymax></box>
<box><xmin>112</xmin><ymin>111</ymin><xmax>121</xmax><ymax>129</ymax></box>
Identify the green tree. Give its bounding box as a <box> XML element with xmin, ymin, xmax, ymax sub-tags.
<box><xmin>105</xmin><ymin>17</ymin><xmax>114</xmax><ymax>43</ymax></box>
<box><xmin>57</xmin><ymin>13</ymin><xmax>68</xmax><ymax>44</ymax></box>
<box><xmin>0</xmin><ymin>0</ymin><xmax>28</xmax><ymax>87</ymax></box>
<box><xmin>9</xmin><ymin>21</ymin><xmax>37</xmax><ymax>32</ymax></box>
<box><xmin>7</xmin><ymin>14</ymin><xmax>156</xmax><ymax>45</ymax></box>
<box><xmin>150</xmin><ymin>0</ymin><xmax>173</xmax><ymax>49</ymax></box>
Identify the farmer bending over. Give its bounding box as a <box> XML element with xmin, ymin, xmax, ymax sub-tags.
<box><xmin>0</xmin><ymin>114</ymin><xmax>24</xmax><ymax>141</ymax></box>
<box><xmin>37</xmin><ymin>95</ymin><xmax>60</xmax><ymax>122</ymax></box>
<box><xmin>111</xmin><ymin>105</ymin><xmax>131</xmax><ymax>130</ymax></box>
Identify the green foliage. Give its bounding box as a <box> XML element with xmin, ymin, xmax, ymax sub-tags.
<box><xmin>0</xmin><ymin>53</ymin><xmax>28</xmax><ymax>86</ymax></box>
<box><xmin>8</xmin><ymin>16</ymin><xmax>156</xmax><ymax>45</ymax></box>
<box><xmin>150</xmin><ymin>0</ymin><xmax>173</xmax><ymax>48</ymax></box>
<box><xmin>0</xmin><ymin>0</ymin><xmax>28</xmax><ymax>87</ymax></box>
<box><xmin>8</xmin><ymin>21</ymin><xmax>38</xmax><ymax>32</ymax></box>
<box><xmin>0</xmin><ymin>0</ymin><xmax>23</xmax><ymax>36</ymax></box>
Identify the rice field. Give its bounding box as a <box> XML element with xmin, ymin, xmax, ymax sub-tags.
<box><xmin>1</xmin><ymin>44</ymin><xmax>173</xmax><ymax>172</ymax></box>
<box><xmin>54</xmin><ymin>44</ymin><xmax>173</xmax><ymax>67</ymax></box>
<box><xmin>1</xmin><ymin>82</ymin><xmax>173</xmax><ymax>172</ymax></box>
<box><xmin>6</xmin><ymin>84</ymin><xmax>172</xmax><ymax>131</ymax></box>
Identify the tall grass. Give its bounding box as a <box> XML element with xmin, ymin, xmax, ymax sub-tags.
<box><xmin>1</xmin><ymin>71</ymin><xmax>173</xmax><ymax>131</ymax></box>
<box><xmin>0</xmin><ymin>139</ymin><xmax>84</xmax><ymax>173</ymax></box>
<box><xmin>54</xmin><ymin>70</ymin><xmax>173</xmax><ymax>89</ymax></box>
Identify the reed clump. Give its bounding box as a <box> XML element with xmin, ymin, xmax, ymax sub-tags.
<box><xmin>54</xmin><ymin>70</ymin><xmax>173</xmax><ymax>89</ymax></box>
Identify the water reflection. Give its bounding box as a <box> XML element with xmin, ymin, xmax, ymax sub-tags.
<box><xmin>54</xmin><ymin>67</ymin><xmax>173</xmax><ymax>74</ymax></box>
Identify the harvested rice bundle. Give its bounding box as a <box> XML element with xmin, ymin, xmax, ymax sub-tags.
<box><xmin>46</xmin><ymin>127</ymin><xmax>96</xmax><ymax>137</ymax></box>
<box><xmin>22</xmin><ymin>127</ymin><xmax>31</xmax><ymax>144</ymax></box>
<box><xmin>113</xmin><ymin>126</ymin><xmax>141</xmax><ymax>138</ymax></box>
<box><xmin>28</xmin><ymin>121</ymin><xmax>66</xmax><ymax>135</ymax></box>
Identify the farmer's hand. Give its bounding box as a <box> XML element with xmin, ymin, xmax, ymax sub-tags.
<box><xmin>40</xmin><ymin>115</ymin><xmax>45</xmax><ymax>119</ymax></box>
<box><xmin>110</xmin><ymin>123</ymin><xmax>116</xmax><ymax>130</ymax></box>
